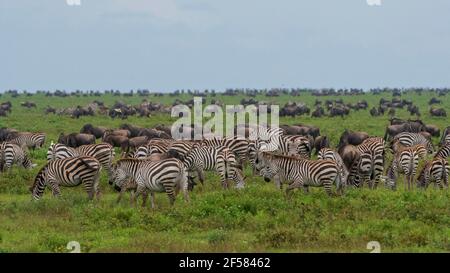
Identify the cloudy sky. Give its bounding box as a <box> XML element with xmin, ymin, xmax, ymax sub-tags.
<box><xmin>1</xmin><ymin>0</ymin><xmax>449</xmax><ymax>91</ymax></box>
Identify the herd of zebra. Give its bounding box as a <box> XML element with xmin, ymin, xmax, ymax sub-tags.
<box><xmin>0</xmin><ymin>124</ymin><xmax>449</xmax><ymax>208</ymax></box>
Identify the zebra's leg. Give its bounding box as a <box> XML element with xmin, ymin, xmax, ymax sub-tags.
<box><xmin>285</xmin><ymin>181</ymin><xmax>301</xmax><ymax>199</ymax></box>
<box><xmin>196</xmin><ymin>169</ymin><xmax>205</xmax><ymax>185</ymax></box>
<box><xmin>132</xmin><ymin>185</ymin><xmax>145</xmax><ymax>207</ymax></box>
<box><xmin>141</xmin><ymin>190</ymin><xmax>149</xmax><ymax>207</ymax></box>
<box><xmin>48</xmin><ymin>179</ymin><xmax>61</xmax><ymax>197</ymax></box>
<box><xmin>302</xmin><ymin>185</ymin><xmax>309</xmax><ymax>194</ymax></box>
<box><xmin>436</xmin><ymin>178</ymin><xmax>443</xmax><ymax>190</ymax></box>
<box><xmin>150</xmin><ymin>192</ymin><xmax>157</xmax><ymax>209</ymax></box>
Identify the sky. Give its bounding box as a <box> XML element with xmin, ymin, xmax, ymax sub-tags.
<box><xmin>1</xmin><ymin>0</ymin><xmax>450</xmax><ymax>92</ymax></box>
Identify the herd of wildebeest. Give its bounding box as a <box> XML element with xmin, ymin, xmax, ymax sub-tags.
<box><xmin>0</xmin><ymin>88</ymin><xmax>449</xmax><ymax>207</ymax></box>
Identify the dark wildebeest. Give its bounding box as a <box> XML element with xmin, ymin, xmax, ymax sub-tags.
<box><xmin>58</xmin><ymin>133</ymin><xmax>95</xmax><ymax>148</ymax></box>
<box><xmin>384</xmin><ymin>120</ymin><xmax>426</xmax><ymax>141</ymax></box>
<box><xmin>138</xmin><ymin>128</ymin><xmax>171</xmax><ymax>139</ymax></box>
<box><xmin>313</xmin><ymin>135</ymin><xmax>330</xmax><ymax>155</ymax></box>
<box><xmin>119</xmin><ymin>124</ymin><xmax>142</xmax><ymax>137</ymax></box>
<box><xmin>311</xmin><ymin>107</ymin><xmax>325</xmax><ymax>118</ymax></box>
<box><xmin>102</xmin><ymin>134</ymin><xmax>129</xmax><ymax>155</ymax></box>
<box><xmin>80</xmin><ymin>124</ymin><xmax>107</xmax><ymax>139</ymax></box>
<box><xmin>430</xmin><ymin>108</ymin><xmax>447</xmax><ymax>117</ymax></box>
<box><xmin>0</xmin><ymin>127</ymin><xmax>19</xmax><ymax>142</ymax></box>
<box><xmin>370</xmin><ymin>107</ymin><xmax>380</xmax><ymax>117</ymax></box>
<box><xmin>338</xmin><ymin>144</ymin><xmax>360</xmax><ymax>171</ymax></box>
<box><xmin>337</xmin><ymin>130</ymin><xmax>369</xmax><ymax>150</ymax></box>
<box><xmin>281</xmin><ymin>124</ymin><xmax>320</xmax><ymax>140</ymax></box>
<box><xmin>428</xmin><ymin>97</ymin><xmax>441</xmax><ymax>105</ymax></box>
<box><xmin>128</xmin><ymin>136</ymin><xmax>149</xmax><ymax>152</ymax></box>
<box><xmin>154</xmin><ymin>124</ymin><xmax>172</xmax><ymax>137</ymax></box>
<box><xmin>45</xmin><ymin>106</ymin><xmax>56</xmax><ymax>114</ymax></box>
<box><xmin>425</xmin><ymin>125</ymin><xmax>440</xmax><ymax>138</ymax></box>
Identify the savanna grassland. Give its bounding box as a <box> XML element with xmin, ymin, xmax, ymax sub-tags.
<box><xmin>0</xmin><ymin>91</ymin><xmax>449</xmax><ymax>253</ymax></box>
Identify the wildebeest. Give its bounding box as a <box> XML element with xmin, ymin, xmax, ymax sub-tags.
<box><xmin>428</xmin><ymin>97</ymin><xmax>441</xmax><ymax>105</ymax></box>
<box><xmin>0</xmin><ymin>127</ymin><xmax>19</xmax><ymax>142</ymax></box>
<box><xmin>80</xmin><ymin>124</ymin><xmax>107</xmax><ymax>139</ymax></box>
<box><xmin>313</xmin><ymin>135</ymin><xmax>330</xmax><ymax>155</ymax></box>
<box><xmin>338</xmin><ymin>144</ymin><xmax>360</xmax><ymax>171</ymax></box>
<box><xmin>102</xmin><ymin>132</ymin><xmax>129</xmax><ymax>155</ymax></box>
<box><xmin>45</xmin><ymin>106</ymin><xmax>56</xmax><ymax>114</ymax></box>
<box><xmin>430</xmin><ymin>108</ymin><xmax>447</xmax><ymax>117</ymax></box>
<box><xmin>425</xmin><ymin>125</ymin><xmax>440</xmax><ymax>138</ymax></box>
<box><xmin>311</xmin><ymin>107</ymin><xmax>325</xmax><ymax>118</ymax></box>
<box><xmin>337</xmin><ymin>130</ymin><xmax>370</xmax><ymax>150</ymax></box>
<box><xmin>281</xmin><ymin>124</ymin><xmax>320</xmax><ymax>139</ymax></box>
<box><xmin>138</xmin><ymin>128</ymin><xmax>171</xmax><ymax>139</ymax></box>
<box><xmin>384</xmin><ymin>120</ymin><xmax>426</xmax><ymax>141</ymax></box>
<box><xmin>128</xmin><ymin>136</ymin><xmax>149</xmax><ymax>152</ymax></box>
<box><xmin>58</xmin><ymin>133</ymin><xmax>96</xmax><ymax>148</ymax></box>
<box><xmin>20</xmin><ymin>101</ymin><xmax>36</xmax><ymax>108</ymax></box>
<box><xmin>370</xmin><ymin>107</ymin><xmax>380</xmax><ymax>117</ymax></box>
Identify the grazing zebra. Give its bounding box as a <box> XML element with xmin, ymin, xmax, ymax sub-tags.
<box><xmin>200</xmin><ymin>137</ymin><xmax>249</xmax><ymax>167</ymax></box>
<box><xmin>392</xmin><ymin>132</ymin><xmax>434</xmax><ymax>154</ymax></box>
<box><xmin>0</xmin><ymin>142</ymin><xmax>36</xmax><ymax>171</ymax></box>
<box><xmin>248</xmin><ymin>135</ymin><xmax>311</xmax><ymax>171</ymax></box>
<box><xmin>167</xmin><ymin>140</ymin><xmax>201</xmax><ymax>160</ymax></box>
<box><xmin>318</xmin><ymin>148</ymin><xmax>349</xmax><ymax>187</ymax></box>
<box><xmin>386</xmin><ymin>144</ymin><xmax>427</xmax><ymax>190</ymax></box>
<box><xmin>48</xmin><ymin>142</ymin><xmax>115</xmax><ymax>179</ymax></box>
<box><xmin>8</xmin><ymin>132</ymin><xmax>46</xmax><ymax>150</ymax></box>
<box><xmin>440</xmin><ymin>134</ymin><xmax>450</xmax><ymax>147</ymax></box>
<box><xmin>254</xmin><ymin>151</ymin><xmax>342</xmax><ymax>196</ymax></box>
<box><xmin>30</xmin><ymin>156</ymin><xmax>102</xmax><ymax>200</ymax></box>
<box><xmin>435</xmin><ymin>145</ymin><xmax>450</xmax><ymax>159</ymax></box>
<box><xmin>417</xmin><ymin>156</ymin><xmax>449</xmax><ymax>189</ymax></box>
<box><xmin>183</xmin><ymin>146</ymin><xmax>245</xmax><ymax>189</ymax></box>
<box><xmin>132</xmin><ymin>139</ymin><xmax>173</xmax><ymax>158</ymax></box>
<box><xmin>348</xmin><ymin>137</ymin><xmax>386</xmax><ymax>189</ymax></box>
<box><xmin>111</xmin><ymin>158</ymin><xmax>189</xmax><ymax>208</ymax></box>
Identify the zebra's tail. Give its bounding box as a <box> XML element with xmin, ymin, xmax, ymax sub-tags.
<box><xmin>443</xmin><ymin>162</ymin><xmax>449</xmax><ymax>188</ymax></box>
<box><xmin>179</xmin><ymin>164</ymin><xmax>190</xmax><ymax>202</ymax></box>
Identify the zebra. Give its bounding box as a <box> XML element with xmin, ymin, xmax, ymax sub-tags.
<box><xmin>29</xmin><ymin>156</ymin><xmax>102</xmax><ymax>200</ymax></box>
<box><xmin>111</xmin><ymin>158</ymin><xmax>189</xmax><ymax>208</ymax></box>
<box><xmin>347</xmin><ymin>137</ymin><xmax>385</xmax><ymax>189</ymax></box>
<box><xmin>318</xmin><ymin>148</ymin><xmax>349</xmax><ymax>188</ymax></box>
<box><xmin>199</xmin><ymin>137</ymin><xmax>249</xmax><ymax>168</ymax></box>
<box><xmin>435</xmin><ymin>145</ymin><xmax>450</xmax><ymax>159</ymax></box>
<box><xmin>132</xmin><ymin>139</ymin><xmax>173</xmax><ymax>159</ymax></box>
<box><xmin>8</xmin><ymin>132</ymin><xmax>46</xmax><ymax>150</ymax></box>
<box><xmin>385</xmin><ymin>144</ymin><xmax>427</xmax><ymax>190</ymax></box>
<box><xmin>254</xmin><ymin>151</ymin><xmax>342</xmax><ymax>196</ymax></box>
<box><xmin>248</xmin><ymin>135</ymin><xmax>311</xmax><ymax>171</ymax></box>
<box><xmin>391</xmin><ymin>132</ymin><xmax>434</xmax><ymax>154</ymax></box>
<box><xmin>167</xmin><ymin>140</ymin><xmax>201</xmax><ymax>160</ymax></box>
<box><xmin>0</xmin><ymin>142</ymin><xmax>36</xmax><ymax>171</ymax></box>
<box><xmin>48</xmin><ymin>142</ymin><xmax>115</xmax><ymax>179</ymax></box>
<box><xmin>417</xmin><ymin>156</ymin><xmax>449</xmax><ymax>189</ymax></box>
<box><xmin>183</xmin><ymin>146</ymin><xmax>245</xmax><ymax>190</ymax></box>
<box><xmin>439</xmin><ymin>134</ymin><xmax>450</xmax><ymax>147</ymax></box>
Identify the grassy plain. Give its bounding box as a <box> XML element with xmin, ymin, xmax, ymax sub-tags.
<box><xmin>0</xmin><ymin>91</ymin><xmax>449</xmax><ymax>252</ymax></box>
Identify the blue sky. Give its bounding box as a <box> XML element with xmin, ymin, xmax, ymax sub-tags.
<box><xmin>1</xmin><ymin>0</ymin><xmax>450</xmax><ymax>91</ymax></box>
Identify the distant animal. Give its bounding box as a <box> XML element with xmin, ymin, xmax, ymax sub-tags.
<box><xmin>58</xmin><ymin>133</ymin><xmax>95</xmax><ymax>148</ymax></box>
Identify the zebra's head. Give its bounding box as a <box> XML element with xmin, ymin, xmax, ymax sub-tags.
<box><xmin>109</xmin><ymin>162</ymin><xmax>129</xmax><ymax>187</ymax></box>
<box><xmin>30</xmin><ymin>166</ymin><xmax>48</xmax><ymax>200</ymax></box>
<box><xmin>254</xmin><ymin>152</ymin><xmax>274</xmax><ymax>182</ymax></box>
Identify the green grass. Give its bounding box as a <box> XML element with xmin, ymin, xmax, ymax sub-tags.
<box><xmin>0</xmin><ymin>91</ymin><xmax>449</xmax><ymax>252</ymax></box>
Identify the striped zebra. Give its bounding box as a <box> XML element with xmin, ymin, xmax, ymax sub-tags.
<box><xmin>200</xmin><ymin>137</ymin><xmax>249</xmax><ymax>167</ymax></box>
<box><xmin>392</xmin><ymin>132</ymin><xmax>434</xmax><ymax>154</ymax></box>
<box><xmin>30</xmin><ymin>156</ymin><xmax>102</xmax><ymax>200</ymax></box>
<box><xmin>183</xmin><ymin>146</ymin><xmax>245</xmax><ymax>189</ymax></box>
<box><xmin>318</xmin><ymin>148</ymin><xmax>349</xmax><ymax>188</ymax></box>
<box><xmin>167</xmin><ymin>140</ymin><xmax>201</xmax><ymax>160</ymax></box>
<box><xmin>386</xmin><ymin>144</ymin><xmax>427</xmax><ymax>190</ymax></box>
<box><xmin>0</xmin><ymin>142</ymin><xmax>36</xmax><ymax>171</ymax></box>
<box><xmin>347</xmin><ymin>137</ymin><xmax>386</xmax><ymax>189</ymax></box>
<box><xmin>439</xmin><ymin>127</ymin><xmax>450</xmax><ymax>146</ymax></box>
<box><xmin>248</xmin><ymin>135</ymin><xmax>311</xmax><ymax>171</ymax></box>
<box><xmin>47</xmin><ymin>142</ymin><xmax>115</xmax><ymax>179</ymax></box>
<box><xmin>132</xmin><ymin>139</ymin><xmax>173</xmax><ymax>158</ymax></box>
<box><xmin>254</xmin><ymin>151</ymin><xmax>342</xmax><ymax>196</ymax></box>
<box><xmin>111</xmin><ymin>158</ymin><xmax>189</xmax><ymax>208</ymax></box>
<box><xmin>8</xmin><ymin>132</ymin><xmax>46</xmax><ymax>150</ymax></box>
<box><xmin>417</xmin><ymin>156</ymin><xmax>449</xmax><ymax>189</ymax></box>
<box><xmin>435</xmin><ymin>145</ymin><xmax>450</xmax><ymax>159</ymax></box>
<box><xmin>440</xmin><ymin>134</ymin><xmax>450</xmax><ymax>147</ymax></box>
